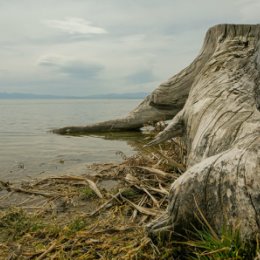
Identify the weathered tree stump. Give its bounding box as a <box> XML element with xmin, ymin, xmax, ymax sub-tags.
<box><xmin>147</xmin><ymin>24</ymin><xmax>260</xmax><ymax>242</ymax></box>
<box><xmin>55</xmin><ymin>24</ymin><xmax>260</xmax><ymax>241</ymax></box>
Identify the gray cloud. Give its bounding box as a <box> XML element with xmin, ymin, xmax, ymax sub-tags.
<box><xmin>38</xmin><ymin>55</ymin><xmax>65</xmax><ymax>67</ymax></box>
<box><xmin>126</xmin><ymin>69</ymin><xmax>157</xmax><ymax>84</ymax></box>
<box><xmin>61</xmin><ymin>62</ymin><xmax>104</xmax><ymax>79</ymax></box>
<box><xmin>38</xmin><ymin>55</ymin><xmax>104</xmax><ymax>79</ymax></box>
<box><xmin>44</xmin><ymin>17</ymin><xmax>107</xmax><ymax>35</ymax></box>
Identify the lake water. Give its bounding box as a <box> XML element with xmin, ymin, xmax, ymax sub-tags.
<box><xmin>0</xmin><ymin>99</ymin><xmax>143</xmax><ymax>182</ymax></box>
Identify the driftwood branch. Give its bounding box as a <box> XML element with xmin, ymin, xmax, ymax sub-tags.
<box><xmin>53</xmin><ymin>27</ymin><xmax>221</xmax><ymax>134</ymax></box>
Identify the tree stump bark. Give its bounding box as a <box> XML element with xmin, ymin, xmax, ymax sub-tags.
<box><xmin>147</xmin><ymin>24</ymin><xmax>260</xmax><ymax>242</ymax></box>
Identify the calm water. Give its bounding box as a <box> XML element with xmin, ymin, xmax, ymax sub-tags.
<box><xmin>0</xmin><ymin>99</ymin><xmax>143</xmax><ymax>182</ymax></box>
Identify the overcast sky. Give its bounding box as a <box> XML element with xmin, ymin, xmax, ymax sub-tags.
<box><xmin>0</xmin><ymin>0</ymin><xmax>259</xmax><ymax>96</ymax></box>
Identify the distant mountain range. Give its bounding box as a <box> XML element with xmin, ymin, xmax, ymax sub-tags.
<box><xmin>0</xmin><ymin>92</ymin><xmax>149</xmax><ymax>100</ymax></box>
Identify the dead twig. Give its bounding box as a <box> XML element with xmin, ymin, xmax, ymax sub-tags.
<box><xmin>120</xmin><ymin>195</ymin><xmax>161</xmax><ymax>216</ymax></box>
<box><xmin>37</xmin><ymin>241</ymin><xmax>58</xmax><ymax>260</ymax></box>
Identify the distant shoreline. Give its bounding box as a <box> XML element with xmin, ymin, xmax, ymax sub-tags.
<box><xmin>0</xmin><ymin>92</ymin><xmax>148</xmax><ymax>100</ymax></box>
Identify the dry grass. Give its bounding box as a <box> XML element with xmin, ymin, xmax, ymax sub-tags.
<box><xmin>0</xmin><ymin>137</ymin><xmax>187</xmax><ymax>260</ymax></box>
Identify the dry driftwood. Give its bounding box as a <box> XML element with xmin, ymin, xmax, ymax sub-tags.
<box><xmin>54</xmin><ymin>24</ymin><xmax>260</xmax><ymax>242</ymax></box>
<box><xmin>147</xmin><ymin>24</ymin><xmax>260</xmax><ymax>242</ymax></box>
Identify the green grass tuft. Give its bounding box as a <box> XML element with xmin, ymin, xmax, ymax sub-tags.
<box><xmin>0</xmin><ymin>208</ymin><xmax>44</xmax><ymax>240</ymax></box>
<box><xmin>80</xmin><ymin>187</ymin><xmax>96</xmax><ymax>199</ymax></box>
<box><xmin>181</xmin><ymin>225</ymin><xmax>256</xmax><ymax>260</ymax></box>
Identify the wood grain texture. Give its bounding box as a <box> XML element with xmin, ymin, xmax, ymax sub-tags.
<box><xmin>148</xmin><ymin>24</ymin><xmax>260</xmax><ymax>241</ymax></box>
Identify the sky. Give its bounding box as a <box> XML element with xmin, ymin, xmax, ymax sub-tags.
<box><xmin>0</xmin><ymin>0</ymin><xmax>259</xmax><ymax>96</ymax></box>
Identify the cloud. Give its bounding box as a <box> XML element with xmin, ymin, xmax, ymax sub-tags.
<box><xmin>38</xmin><ymin>55</ymin><xmax>104</xmax><ymax>79</ymax></box>
<box><xmin>44</xmin><ymin>17</ymin><xmax>107</xmax><ymax>35</ymax></box>
<box><xmin>61</xmin><ymin>62</ymin><xmax>104</xmax><ymax>78</ymax></box>
<box><xmin>236</xmin><ymin>0</ymin><xmax>260</xmax><ymax>22</ymax></box>
<box><xmin>126</xmin><ymin>69</ymin><xmax>157</xmax><ymax>84</ymax></box>
<box><xmin>37</xmin><ymin>55</ymin><xmax>66</xmax><ymax>67</ymax></box>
